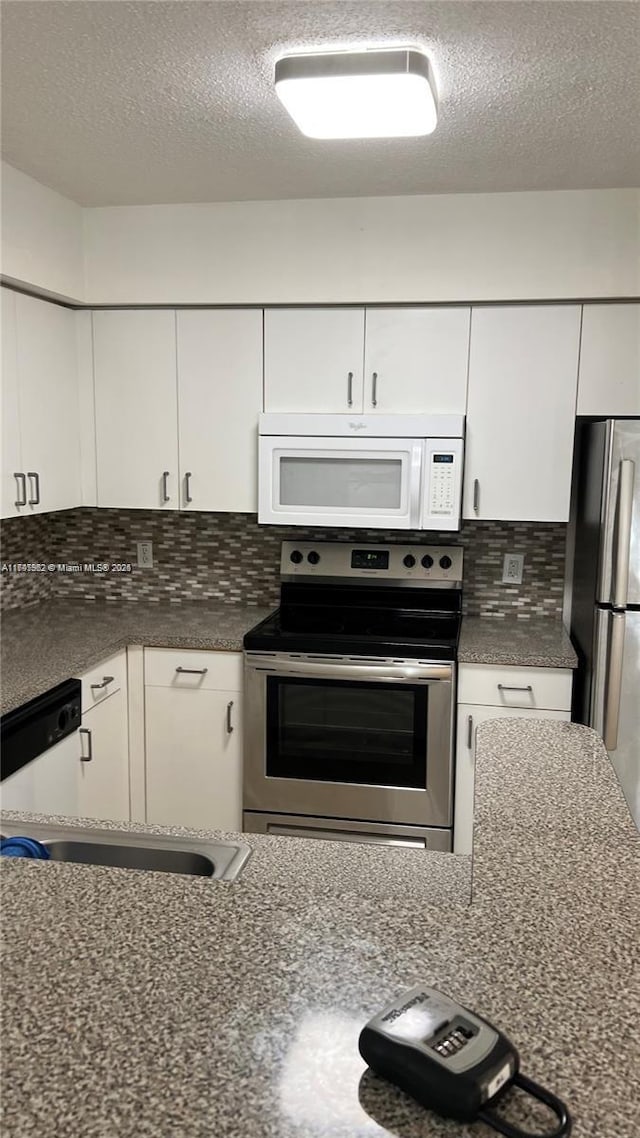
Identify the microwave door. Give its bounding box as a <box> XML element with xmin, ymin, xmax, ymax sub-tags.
<box><xmin>258</xmin><ymin>436</ymin><xmax>423</xmax><ymax>529</ymax></box>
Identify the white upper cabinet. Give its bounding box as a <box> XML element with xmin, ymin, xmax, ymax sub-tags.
<box><xmin>264</xmin><ymin>306</ymin><xmax>470</xmax><ymax>415</ymax></box>
<box><xmin>463</xmin><ymin>306</ymin><xmax>581</xmax><ymax>522</ymax></box>
<box><xmin>93</xmin><ymin>310</ymin><xmax>179</xmax><ymax>509</ymax></box>
<box><xmin>176</xmin><ymin>310</ymin><xmax>263</xmax><ymax>512</ymax></box>
<box><xmin>264</xmin><ymin>308</ymin><xmax>365</xmax><ymax>413</ymax></box>
<box><xmin>577</xmin><ymin>304</ymin><xmax>640</xmax><ymax>416</ymax></box>
<box><xmin>363</xmin><ymin>307</ymin><xmax>470</xmax><ymax>413</ymax></box>
<box><xmin>13</xmin><ymin>293</ymin><xmax>81</xmax><ymax>515</ymax></box>
<box><xmin>1</xmin><ymin>289</ymin><xmax>22</xmax><ymax>519</ymax></box>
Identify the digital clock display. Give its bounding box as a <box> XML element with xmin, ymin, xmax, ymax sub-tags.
<box><xmin>433</xmin><ymin>454</ymin><xmax>454</xmax><ymax>463</ymax></box>
<box><xmin>351</xmin><ymin>549</ymin><xmax>389</xmax><ymax>570</ymax></box>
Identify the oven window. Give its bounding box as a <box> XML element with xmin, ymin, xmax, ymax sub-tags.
<box><xmin>279</xmin><ymin>457</ymin><xmax>403</xmax><ymax>509</ymax></box>
<box><xmin>266</xmin><ymin>677</ymin><xmax>427</xmax><ymax>788</ymax></box>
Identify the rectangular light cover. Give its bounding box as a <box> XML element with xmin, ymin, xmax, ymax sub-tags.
<box><xmin>275</xmin><ymin>48</ymin><xmax>437</xmax><ymax>139</ymax></box>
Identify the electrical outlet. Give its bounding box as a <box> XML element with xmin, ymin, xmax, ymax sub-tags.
<box><xmin>136</xmin><ymin>541</ymin><xmax>153</xmax><ymax>569</ymax></box>
<box><xmin>502</xmin><ymin>553</ymin><xmax>524</xmax><ymax>584</ymax></box>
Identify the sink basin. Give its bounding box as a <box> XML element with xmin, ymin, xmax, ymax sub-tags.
<box><xmin>0</xmin><ymin>819</ymin><xmax>251</xmax><ymax>881</ymax></box>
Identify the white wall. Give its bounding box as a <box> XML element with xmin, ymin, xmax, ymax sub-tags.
<box><xmin>1</xmin><ymin>163</ymin><xmax>85</xmax><ymax>302</ymax></box>
<box><xmin>84</xmin><ymin>188</ymin><xmax>640</xmax><ymax>305</ymax></box>
<box><xmin>1</xmin><ymin>160</ymin><xmax>638</xmax><ymax>305</ymax></box>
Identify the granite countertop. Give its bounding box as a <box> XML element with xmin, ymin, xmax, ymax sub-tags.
<box><xmin>458</xmin><ymin>616</ymin><xmax>577</xmax><ymax>669</ymax></box>
<box><xmin>0</xmin><ymin>599</ymin><xmax>273</xmax><ymax>714</ymax></box>
<box><xmin>2</xmin><ymin>720</ymin><xmax>638</xmax><ymax>1138</ymax></box>
<box><xmin>2</xmin><ymin>601</ymin><xmax>576</xmax><ymax>716</ymax></box>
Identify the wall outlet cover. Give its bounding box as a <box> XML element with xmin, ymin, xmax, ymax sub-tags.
<box><xmin>502</xmin><ymin>553</ymin><xmax>524</xmax><ymax>584</ymax></box>
<box><xmin>136</xmin><ymin>541</ymin><xmax>153</xmax><ymax>569</ymax></box>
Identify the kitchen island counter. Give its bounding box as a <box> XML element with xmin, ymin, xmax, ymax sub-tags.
<box><xmin>2</xmin><ymin>720</ymin><xmax>638</xmax><ymax>1138</ymax></box>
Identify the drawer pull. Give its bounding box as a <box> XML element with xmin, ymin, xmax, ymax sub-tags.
<box><xmin>226</xmin><ymin>700</ymin><xmax>234</xmax><ymax>734</ymax></box>
<box><xmin>497</xmin><ymin>684</ymin><xmax>533</xmax><ymax>693</ymax></box>
<box><xmin>91</xmin><ymin>676</ymin><xmax>114</xmax><ymax>691</ymax></box>
<box><xmin>175</xmin><ymin>666</ymin><xmax>208</xmax><ymax>676</ymax></box>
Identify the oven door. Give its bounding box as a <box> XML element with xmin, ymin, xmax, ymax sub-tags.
<box><xmin>258</xmin><ymin>435</ymin><xmax>424</xmax><ymax>529</ymax></box>
<box><xmin>244</xmin><ymin>654</ymin><xmax>454</xmax><ymax>828</ymax></box>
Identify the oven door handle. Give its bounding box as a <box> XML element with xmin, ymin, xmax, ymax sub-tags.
<box><xmin>246</xmin><ymin>658</ymin><xmax>452</xmax><ymax>683</ymax></box>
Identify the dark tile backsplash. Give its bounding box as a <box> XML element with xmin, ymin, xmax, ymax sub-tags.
<box><xmin>0</xmin><ymin>509</ymin><xmax>567</xmax><ymax>618</ymax></box>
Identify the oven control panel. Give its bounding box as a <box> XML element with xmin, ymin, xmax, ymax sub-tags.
<box><xmin>281</xmin><ymin>542</ymin><xmax>463</xmax><ymax>584</ymax></box>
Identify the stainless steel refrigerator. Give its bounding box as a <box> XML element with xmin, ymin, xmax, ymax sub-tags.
<box><xmin>570</xmin><ymin>419</ymin><xmax>640</xmax><ymax>828</ymax></box>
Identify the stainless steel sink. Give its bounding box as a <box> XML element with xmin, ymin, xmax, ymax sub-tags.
<box><xmin>0</xmin><ymin>819</ymin><xmax>252</xmax><ymax>881</ymax></box>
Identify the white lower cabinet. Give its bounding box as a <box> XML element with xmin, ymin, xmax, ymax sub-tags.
<box><xmin>144</xmin><ymin>649</ymin><xmax>243</xmax><ymax>831</ymax></box>
<box><xmin>454</xmin><ymin>663</ymin><xmax>572</xmax><ymax>854</ymax></box>
<box><xmin>77</xmin><ymin>686</ymin><xmax>130</xmax><ymax>822</ymax></box>
<box><xmin>1</xmin><ymin>651</ymin><xmax>130</xmax><ymax>823</ymax></box>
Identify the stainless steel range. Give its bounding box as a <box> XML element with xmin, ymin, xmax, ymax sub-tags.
<box><xmin>243</xmin><ymin>541</ymin><xmax>463</xmax><ymax>851</ymax></box>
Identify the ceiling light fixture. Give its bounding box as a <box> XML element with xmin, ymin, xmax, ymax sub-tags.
<box><xmin>275</xmin><ymin>48</ymin><xmax>438</xmax><ymax>140</ymax></box>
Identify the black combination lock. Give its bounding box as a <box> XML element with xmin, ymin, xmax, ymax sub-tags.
<box><xmin>359</xmin><ymin>985</ymin><xmax>571</xmax><ymax>1137</ymax></box>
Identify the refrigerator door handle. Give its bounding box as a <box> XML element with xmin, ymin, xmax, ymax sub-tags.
<box><xmin>612</xmin><ymin>459</ymin><xmax>636</xmax><ymax>607</ymax></box>
<box><xmin>603</xmin><ymin>611</ymin><xmax>626</xmax><ymax>751</ymax></box>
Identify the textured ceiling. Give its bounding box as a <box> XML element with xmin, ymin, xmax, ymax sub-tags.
<box><xmin>1</xmin><ymin>0</ymin><xmax>640</xmax><ymax>206</ymax></box>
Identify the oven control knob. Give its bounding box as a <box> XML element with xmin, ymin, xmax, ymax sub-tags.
<box><xmin>290</xmin><ymin>550</ymin><xmax>303</xmax><ymax>564</ymax></box>
<box><xmin>403</xmin><ymin>554</ymin><xmax>416</xmax><ymax>568</ymax></box>
<box><xmin>439</xmin><ymin>555</ymin><xmax>453</xmax><ymax>570</ymax></box>
<box><xmin>307</xmin><ymin>551</ymin><xmax>320</xmax><ymax>565</ymax></box>
<box><xmin>421</xmin><ymin>554</ymin><xmax>434</xmax><ymax>569</ymax></box>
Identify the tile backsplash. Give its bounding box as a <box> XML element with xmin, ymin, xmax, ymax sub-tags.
<box><xmin>0</xmin><ymin>509</ymin><xmax>567</xmax><ymax>618</ymax></box>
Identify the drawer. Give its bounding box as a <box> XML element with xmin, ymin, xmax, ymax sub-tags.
<box><xmin>458</xmin><ymin>664</ymin><xmax>572</xmax><ymax>711</ymax></box>
<box><xmin>144</xmin><ymin>648</ymin><xmax>243</xmax><ymax>692</ymax></box>
<box><xmin>81</xmin><ymin>651</ymin><xmax>127</xmax><ymax>710</ymax></box>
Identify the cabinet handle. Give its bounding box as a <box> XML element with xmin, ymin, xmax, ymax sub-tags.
<box><xmin>226</xmin><ymin>700</ymin><xmax>234</xmax><ymax>734</ymax></box>
<box><xmin>175</xmin><ymin>666</ymin><xmax>208</xmax><ymax>676</ymax></box>
<box><xmin>162</xmin><ymin>471</ymin><xmax>170</xmax><ymax>502</ymax></box>
<box><xmin>466</xmin><ymin>714</ymin><xmax>473</xmax><ymax>749</ymax></box>
<box><xmin>473</xmin><ymin>478</ymin><xmax>480</xmax><ymax>514</ymax></box>
<box><xmin>91</xmin><ymin>676</ymin><xmax>114</xmax><ymax>691</ymax></box>
<box><xmin>347</xmin><ymin>371</ymin><xmax>353</xmax><ymax>407</ymax></box>
<box><xmin>13</xmin><ymin>472</ymin><xmax>27</xmax><ymax>508</ymax></box>
<box><xmin>497</xmin><ymin>684</ymin><xmax>533</xmax><ymax>693</ymax></box>
<box><xmin>185</xmin><ymin>471</ymin><xmax>193</xmax><ymax>504</ymax></box>
<box><xmin>79</xmin><ymin>728</ymin><xmax>92</xmax><ymax>763</ymax></box>
<box><xmin>371</xmin><ymin>372</ymin><xmax>378</xmax><ymax>407</ymax></box>
<box><xmin>27</xmin><ymin>471</ymin><xmax>40</xmax><ymax>506</ymax></box>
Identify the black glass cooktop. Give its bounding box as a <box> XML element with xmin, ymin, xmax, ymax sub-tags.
<box><xmin>244</xmin><ymin>581</ymin><xmax>462</xmax><ymax>662</ymax></box>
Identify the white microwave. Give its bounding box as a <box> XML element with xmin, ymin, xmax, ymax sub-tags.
<box><xmin>258</xmin><ymin>414</ymin><xmax>464</xmax><ymax>530</ymax></box>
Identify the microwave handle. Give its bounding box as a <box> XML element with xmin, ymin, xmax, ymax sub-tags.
<box><xmin>411</xmin><ymin>442</ymin><xmax>425</xmax><ymax>527</ymax></box>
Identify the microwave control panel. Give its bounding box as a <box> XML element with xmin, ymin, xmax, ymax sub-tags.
<box><xmin>422</xmin><ymin>438</ymin><xmax>464</xmax><ymax>529</ymax></box>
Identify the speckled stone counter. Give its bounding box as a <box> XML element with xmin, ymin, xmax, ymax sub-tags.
<box><xmin>0</xmin><ymin>599</ymin><xmax>273</xmax><ymax>714</ymax></box>
<box><xmin>1</xmin><ymin>602</ymin><xmax>577</xmax><ymax>715</ymax></box>
<box><xmin>2</xmin><ymin>721</ymin><xmax>638</xmax><ymax>1138</ymax></box>
<box><xmin>459</xmin><ymin>616</ymin><xmax>577</xmax><ymax>668</ymax></box>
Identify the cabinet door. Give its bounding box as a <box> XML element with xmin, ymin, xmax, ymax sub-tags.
<box><xmin>1</xmin><ymin>731</ymin><xmax>80</xmax><ymax>817</ymax></box>
<box><xmin>93</xmin><ymin>310</ymin><xmax>179</xmax><ymax>509</ymax></box>
<box><xmin>454</xmin><ymin>703</ymin><xmax>570</xmax><ymax>854</ymax></box>
<box><xmin>264</xmin><ymin>308</ymin><xmax>365</xmax><ymax>412</ymax></box>
<box><xmin>145</xmin><ymin>686</ymin><xmax>242</xmax><ymax>831</ymax></box>
<box><xmin>15</xmin><ymin>293</ymin><xmax>81</xmax><ymax>514</ymax></box>
<box><xmin>463</xmin><ymin>306</ymin><xmax>581</xmax><ymax>522</ymax></box>
<box><xmin>78</xmin><ymin>688</ymin><xmax>130</xmax><ymax>822</ymax></box>
<box><xmin>177</xmin><ymin>310</ymin><xmax>262</xmax><ymax>511</ymax></box>
<box><xmin>577</xmin><ymin>304</ymin><xmax>640</xmax><ymax>416</ymax></box>
<box><xmin>363</xmin><ymin>307</ymin><xmax>470</xmax><ymax>413</ymax></box>
<box><xmin>1</xmin><ymin>289</ymin><xmax>23</xmax><ymax>519</ymax></box>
